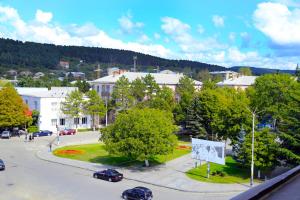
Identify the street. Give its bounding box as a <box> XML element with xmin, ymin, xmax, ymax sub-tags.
<box><xmin>0</xmin><ymin>134</ymin><xmax>237</xmax><ymax>200</ymax></box>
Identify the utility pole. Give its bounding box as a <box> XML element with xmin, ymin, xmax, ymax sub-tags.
<box><xmin>133</xmin><ymin>56</ymin><xmax>137</xmax><ymax>72</ymax></box>
<box><xmin>105</xmin><ymin>96</ymin><xmax>108</xmax><ymax>127</ymax></box>
<box><xmin>94</xmin><ymin>64</ymin><xmax>101</xmax><ymax>79</ymax></box>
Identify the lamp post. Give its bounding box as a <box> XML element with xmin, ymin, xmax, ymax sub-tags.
<box><xmin>105</xmin><ymin>96</ymin><xmax>108</xmax><ymax>127</ymax></box>
<box><xmin>250</xmin><ymin>112</ymin><xmax>255</xmax><ymax>187</ymax></box>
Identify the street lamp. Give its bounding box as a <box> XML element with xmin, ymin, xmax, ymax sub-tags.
<box><xmin>105</xmin><ymin>96</ymin><xmax>108</xmax><ymax>127</ymax></box>
<box><xmin>250</xmin><ymin>112</ymin><xmax>255</xmax><ymax>187</ymax></box>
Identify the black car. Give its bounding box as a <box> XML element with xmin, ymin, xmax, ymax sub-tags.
<box><xmin>93</xmin><ymin>169</ymin><xmax>123</xmax><ymax>182</ymax></box>
<box><xmin>32</xmin><ymin>130</ymin><xmax>53</xmax><ymax>137</ymax></box>
<box><xmin>0</xmin><ymin>159</ymin><xmax>5</xmax><ymax>170</ymax></box>
<box><xmin>122</xmin><ymin>187</ymin><xmax>153</xmax><ymax>200</ymax></box>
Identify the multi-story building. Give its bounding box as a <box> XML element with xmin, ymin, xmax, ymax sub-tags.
<box><xmin>217</xmin><ymin>76</ymin><xmax>258</xmax><ymax>90</ymax></box>
<box><xmin>17</xmin><ymin>87</ymin><xmax>91</xmax><ymax>132</ymax></box>
<box><xmin>90</xmin><ymin>72</ymin><xmax>202</xmax><ymax>99</ymax></box>
<box><xmin>209</xmin><ymin>71</ymin><xmax>240</xmax><ymax>81</ymax></box>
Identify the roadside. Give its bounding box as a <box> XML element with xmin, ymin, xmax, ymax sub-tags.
<box><xmin>35</xmin><ymin>133</ymin><xmax>254</xmax><ymax>194</ymax></box>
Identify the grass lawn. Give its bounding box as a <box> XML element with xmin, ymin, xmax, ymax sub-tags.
<box><xmin>186</xmin><ymin>157</ymin><xmax>255</xmax><ymax>184</ymax></box>
<box><xmin>53</xmin><ymin>143</ymin><xmax>191</xmax><ymax>167</ymax></box>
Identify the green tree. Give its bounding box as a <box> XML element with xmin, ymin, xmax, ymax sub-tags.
<box><xmin>61</xmin><ymin>90</ymin><xmax>84</xmax><ymax>131</ymax></box>
<box><xmin>239</xmin><ymin>67</ymin><xmax>252</xmax><ymax>76</ymax></box>
<box><xmin>174</xmin><ymin>76</ymin><xmax>196</xmax><ymax>127</ymax></box>
<box><xmin>0</xmin><ymin>86</ymin><xmax>32</xmax><ymax>127</ymax></box>
<box><xmin>142</xmin><ymin>74</ymin><xmax>159</xmax><ymax>99</ymax></box>
<box><xmin>295</xmin><ymin>64</ymin><xmax>300</xmax><ymax>81</ymax></box>
<box><xmin>84</xmin><ymin>90</ymin><xmax>106</xmax><ymax>131</ymax></box>
<box><xmin>148</xmin><ymin>86</ymin><xmax>175</xmax><ymax>111</ymax></box>
<box><xmin>197</xmin><ymin>69</ymin><xmax>211</xmax><ymax>82</ymax></box>
<box><xmin>130</xmin><ymin>78</ymin><xmax>146</xmax><ymax>103</ymax></box>
<box><xmin>101</xmin><ymin>108</ymin><xmax>178</xmax><ymax>166</ymax></box>
<box><xmin>238</xmin><ymin>129</ymin><xmax>279</xmax><ymax>173</ymax></box>
<box><xmin>74</xmin><ymin>80</ymin><xmax>91</xmax><ymax>93</ymax></box>
<box><xmin>111</xmin><ymin>76</ymin><xmax>133</xmax><ymax>110</ymax></box>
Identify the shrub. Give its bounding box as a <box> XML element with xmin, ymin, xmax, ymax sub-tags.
<box><xmin>28</xmin><ymin>126</ymin><xmax>38</xmax><ymax>133</ymax></box>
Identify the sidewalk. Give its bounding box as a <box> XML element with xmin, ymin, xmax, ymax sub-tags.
<box><xmin>36</xmin><ymin>142</ymin><xmax>254</xmax><ymax>194</ymax></box>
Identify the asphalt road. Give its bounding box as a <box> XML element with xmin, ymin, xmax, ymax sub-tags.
<box><xmin>0</xmin><ymin>135</ymin><xmax>236</xmax><ymax>200</ymax></box>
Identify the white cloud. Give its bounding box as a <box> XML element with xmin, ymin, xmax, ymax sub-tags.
<box><xmin>229</xmin><ymin>32</ymin><xmax>236</xmax><ymax>42</ymax></box>
<box><xmin>0</xmin><ymin>6</ymin><xmax>172</xmax><ymax>58</ymax></box>
<box><xmin>197</xmin><ymin>24</ymin><xmax>205</xmax><ymax>34</ymax></box>
<box><xmin>35</xmin><ymin>9</ymin><xmax>52</xmax><ymax>23</ymax></box>
<box><xmin>138</xmin><ymin>34</ymin><xmax>150</xmax><ymax>43</ymax></box>
<box><xmin>212</xmin><ymin>15</ymin><xmax>225</xmax><ymax>27</ymax></box>
<box><xmin>118</xmin><ymin>13</ymin><xmax>143</xmax><ymax>34</ymax></box>
<box><xmin>154</xmin><ymin>33</ymin><xmax>160</xmax><ymax>39</ymax></box>
<box><xmin>253</xmin><ymin>2</ymin><xmax>300</xmax><ymax>45</ymax></box>
<box><xmin>271</xmin><ymin>0</ymin><xmax>300</xmax><ymax>7</ymax></box>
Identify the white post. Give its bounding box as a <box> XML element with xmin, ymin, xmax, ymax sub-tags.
<box><xmin>250</xmin><ymin>112</ymin><xmax>255</xmax><ymax>187</ymax></box>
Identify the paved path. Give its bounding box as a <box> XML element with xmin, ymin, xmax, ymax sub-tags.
<box><xmin>36</xmin><ymin>133</ymin><xmax>253</xmax><ymax>194</ymax></box>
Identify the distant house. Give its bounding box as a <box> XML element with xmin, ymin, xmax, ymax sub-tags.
<box><xmin>59</xmin><ymin>61</ymin><xmax>70</xmax><ymax>69</ymax></box>
<box><xmin>160</xmin><ymin>70</ymin><xmax>176</xmax><ymax>74</ymax></box>
<box><xmin>7</xmin><ymin>69</ymin><xmax>17</xmax><ymax>76</ymax></box>
<box><xmin>217</xmin><ymin>76</ymin><xmax>258</xmax><ymax>90</ymax></box>
<box><xmin>19</xmin><ymin>71</ymin><xmax>32</xmax><ymax>77</ymax></box>
<box><xmin>90</xmin><ymin>72</ymin><xmax>202</xmax><ymax>99</ymax></box>
<box><xmin>66</xmin><ymin>72</ymin><xmax>85</xmax><ymax>80</ymax></box>
<box><xmin>17</xmin><ymin>87</ymin><xmax>91</xmax><ymax>132</ymax></box>
<box><xmin>33</xmin><ymin>72</ymin><xmax>45</xmax><ymax>79</ymax></box>
<box><xmin>210</xmin><ymin>71</ymin><xmax>239</xmax><ymax>81</ymax></box>
<box><xmin>107</xmin><ymin>67</ymin><xmax>128</xmax><ymax>76</ymax></box>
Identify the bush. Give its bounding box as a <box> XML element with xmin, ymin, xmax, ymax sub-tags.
<box><xmin>28</xmin><ymin>126</ymin><xmax>38</xmax><ymax>133</ymax></box>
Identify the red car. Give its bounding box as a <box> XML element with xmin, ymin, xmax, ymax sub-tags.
<box><xmin>59</xmin><ymin>129</ymin><xmax>76</xmax><ymax>136</ymax></box>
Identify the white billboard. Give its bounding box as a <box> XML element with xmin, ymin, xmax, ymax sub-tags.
<box><xmin>192</xmin><ymin>138</ymin><xmax>225</xmax><ymax>165</ymax></box>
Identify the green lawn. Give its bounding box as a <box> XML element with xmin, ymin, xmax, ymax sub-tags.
<box><xmin>53</xmin><ymin>143</ymin><xmax>191</xmax><ymax>166</ymax></box>
<box><xmin>186</xmin><ymin>157</ymin><xmax>255</xmax><ymax>184</ymax></box>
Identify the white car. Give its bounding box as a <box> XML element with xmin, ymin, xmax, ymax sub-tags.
<box><xmin>1</xmin><ymin>131</ymin><xmax>11</xmax><ymax>139</ymax></box>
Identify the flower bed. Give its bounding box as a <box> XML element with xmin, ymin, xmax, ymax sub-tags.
<box><xmin>55</xmin><ymin>149</ymin><xmax>85</xmax><ymax>156</ymax></box>
<box><xmin>176</xmin><ymin>145</ymin><xmax>192</xmax><ymax>150</ymax></box>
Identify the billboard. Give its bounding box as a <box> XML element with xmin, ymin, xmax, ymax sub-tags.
<box><xmin>192</xmin><ymin>138</ymin><xmax>225</xmax><ymax>165</ymax></box>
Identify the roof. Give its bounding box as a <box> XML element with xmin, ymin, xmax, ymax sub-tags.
<box><xmin>210</xmin><ymin>70</ymin><xmax>238</xmax><ymax>74</ymax></box>
<box><xmin>217</xmin><ymin>76</ymin><xmax>257</xmax><ymax>86</ymax></box>
<box><xmin>16</xmin><ymin>87</ymin><xmax>77</xmax><ymax>98</ymax></box>
<box><xmin>91</xmin><ymin>72</ymin><xmax>202</xmax><ymax>85</ymax></box>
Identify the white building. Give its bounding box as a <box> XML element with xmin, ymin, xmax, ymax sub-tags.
<box><xmin>210</xmin><ymin>71</ymin><xmax>239</xmax><ymax>81</ymax></box>
<box><xmin>217</xmin><ymin>76</ymin><xmax>258</xmax><ymax>90</ymax></box>
<box><xmin>90</xmin><ymin>72</ymin><xmax>202</xmax><ymax>99</ymax></box>
<box><xmin>17</xmin><ymin>87</ymin><xmax>91</xmax><ymax>132</ymax></box>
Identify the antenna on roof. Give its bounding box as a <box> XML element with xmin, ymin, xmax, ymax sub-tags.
<box><xmin>94</xmin><ymin>64</ymin><xmax>101</xmax><ymax>79</ymax></box>
<box><xmin>133</xmin><ymin>56</ymin><xmax>137</xmax><ymax>72</ymax></box>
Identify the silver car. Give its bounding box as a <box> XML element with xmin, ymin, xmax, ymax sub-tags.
<box><xmin>1</xmin><ymin>131</ymin><xmax>11</xmax><ymax>139</ymax></box>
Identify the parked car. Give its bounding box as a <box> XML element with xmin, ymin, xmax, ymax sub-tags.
<box><xmin>93</xmin><ymin>169</ymin><xmax>123</xmax><ymax>182</ymax></box>
<box><xmin>0</xmin><ymin>159</ymin><xmax>5</xmax><ymax>170</ymax></box>
<box><xmin>122</xmin><ymin>187</ymin><xmax>153</xmax><ymax>200</ymax></box>
<box><xmin>59</xmin><ymin>129</ymin><xmax>76</xmax><ymax>136</ymax></box>
<box><xmin>32</xmin><ymin>130</ymin><xmax>53</xmax><ymax>137</ymax></box>
<box><xmin>1</xmin><ymin>131</ymin><xmax>11</xmax><ymax>139</ymax></box>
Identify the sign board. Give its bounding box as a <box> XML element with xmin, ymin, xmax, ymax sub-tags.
<box><xmin>192</xmin><ymin>138</ymin><xmax>225</xmax><ymax>165</ymax></box>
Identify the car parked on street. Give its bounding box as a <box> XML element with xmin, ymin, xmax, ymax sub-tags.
<box><xmin>1</xmin><ymin>131</ymin><xmax>11</xmax><ymax>139</ymax></box>
<box><xmin>32</xmin><ymin>130</ymin><xmax>53</xmax><ymax>137</ymax></box>
<box><xmin>122</xmin><ymin>187</ymin><xmax>153</xmax><ymax>200</ymax></box>
<box><xmin>0</xmin><ymin>159</ymin><xmax>5</xmax><ymax>170</ymax></box>
<box><xmin>59</xmin><ymin>129</ymin><xmax>76</xmax><ymax>136</ymax></box>
<box><xmin>93</xmin><ymin>169</ymin><xmax>123</xmax><ymax>182</ymax></box>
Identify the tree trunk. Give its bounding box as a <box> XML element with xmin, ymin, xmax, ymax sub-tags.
<box><xmin>144</xmin><ymin>159</ymin><xmax>149</xmax><ymax>167</ymax></box>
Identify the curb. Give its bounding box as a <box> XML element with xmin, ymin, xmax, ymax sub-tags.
<box><xmin>35</xmin><ymin>149</ymin><xmax>247</xmax><ymax>194</ymax></box>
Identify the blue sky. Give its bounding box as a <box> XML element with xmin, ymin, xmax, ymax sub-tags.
<box><xmin>0</xmin><ymin>0</ymin><xmax>299</xmax><ymax>69</ymax></box>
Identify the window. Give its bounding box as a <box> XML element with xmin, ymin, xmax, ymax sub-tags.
<box><xmin>34</xmin><ymin>101</ymin><xmax>38</xmax><ymax>110</ymax></box>
<box><xmin>25</xmin><ymin>99</ymin><xmax>28</xmax><ymax>104</ymax></box>
<box><xmin>106</xmin><ymin>85</ymin><xmax>110</xmax><ymax>92</ymax></box>
<box><xmin>82</xmin><ymin>117</ymin><xmax>87</xmax><ymax>124</ymax></box>
<box><xmin>51</xmin><ymin>119</ymin><xmax>57</xmax><ymax>126</ymax></box>
<box><xmin>51</xmin><ymin>102</ymin><xmax>58</xmax><ymax>111</ymax></box>
<box><xmin>97</xmin><ymin>85</ymin><xmax>100</xmax><ymax>93</ymax></box>
<box><xmin>74</xmin><ymin>118</ymin><xmax>80</xmax><ymax>125</ymax></box>
<box><xmin>59</xmin><ymin>118</ymin><xmax>65</xmax><ymax>126</ymax></box>
<box><xmin>102</xmin><ymin>85</ymin><xmax>105</xmax><ymax>92</ymax></box>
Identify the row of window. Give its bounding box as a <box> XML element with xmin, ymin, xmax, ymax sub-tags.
<box><xmin>96</xmin><ymin>84</ymin><xmax>111</xmax><ymax>93</ymax></box>
<box><xmin>51</xmin><ymin>117</ymin><xmax>88</xmax><ymax>126</ymax></box>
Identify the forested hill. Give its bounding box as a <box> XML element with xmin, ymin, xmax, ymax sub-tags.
<box><xmin>0</xmin><ymin>38</ymin><xmax>225</xmax><ymax>73</ymax></box>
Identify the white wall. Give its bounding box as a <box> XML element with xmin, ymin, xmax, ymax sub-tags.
<box><xmin>22</xmin><ymin>95</ymin><xmax>91</xmax><ymax>132</ymax></box>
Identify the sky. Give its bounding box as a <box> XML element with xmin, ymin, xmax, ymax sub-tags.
<box><xmin>0</xmin><ymin>0</ymin><xmax>299</xmax><ymax>70</ymax></box>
